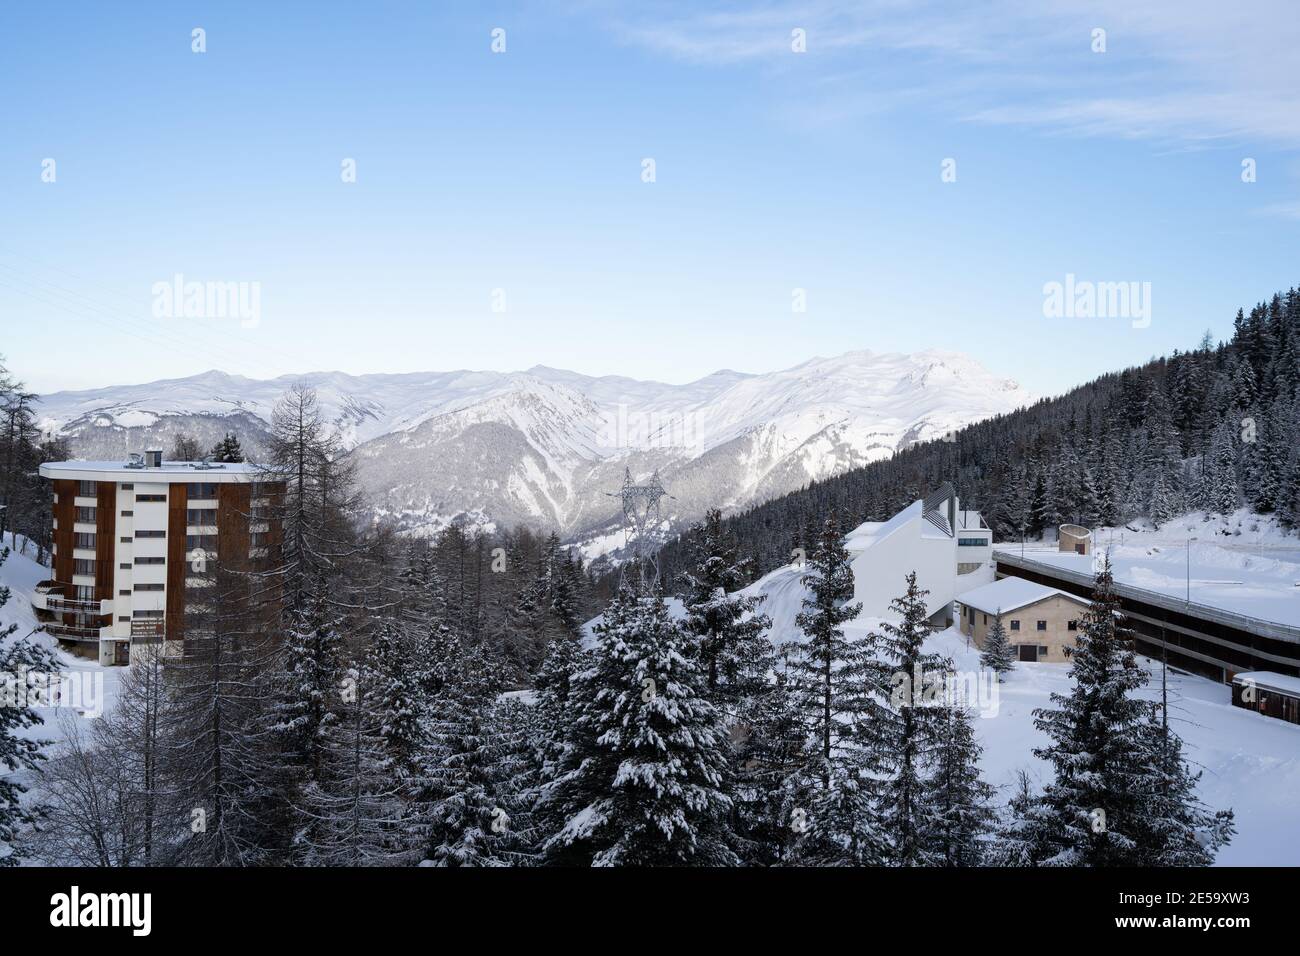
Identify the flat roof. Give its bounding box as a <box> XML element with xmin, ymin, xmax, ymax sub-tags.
<box><xmin>41</xmin><ymin>460</ymin><xmax>264</xmax><ymax>482</ymax></box>
<box><xmin>957</xmin><ymin>575</ymin><xmax>1087</xmax><ymax>615</ymax></box>
<box><xmin>1233</xmin><ymin>671</ymin><xmax>1300</xmax><ymax>696</ymax></box>
<box><xmin>994</xmin><ymin>549</ymin><xmax>1300</xmax><ymax>644</ymax></box>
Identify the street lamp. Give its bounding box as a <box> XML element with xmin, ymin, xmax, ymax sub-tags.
<box><xmin>1186</xmin><ymin>536</ymin><xmax>1198</xmax><ymax>606</ymax></box>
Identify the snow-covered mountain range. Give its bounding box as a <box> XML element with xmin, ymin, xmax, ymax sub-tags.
<box><xmin>36</xmin><ymin>350</ymin><xmax>1032</xmax><ymax>553</ymax></box>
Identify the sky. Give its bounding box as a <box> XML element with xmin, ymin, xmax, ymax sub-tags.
<box><xmin>2</xmin><ymin>0</ymin><xmax>1299</xmax><ymax>396</ymax></box>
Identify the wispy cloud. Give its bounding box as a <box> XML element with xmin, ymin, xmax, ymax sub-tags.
<box><xmin>593</xmin><ymin>0</ymin><xmax>1300</xmax><ymax>149</ymax></box>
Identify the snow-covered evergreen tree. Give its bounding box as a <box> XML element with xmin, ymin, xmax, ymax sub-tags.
<box><xmin>298</xmin><ymin>666</ymin><xmax>405</xmax><ymax>866</ymax></box>
<box><xmin>873</xmin><ymin>572</ymin><xmax>949</xmax><ymax>866</ymax></box>
<box><xmin>979</xmin><ymin>613</ymin><xmax>1016</xmax><ymax>680</ymax></box>
<box><xmin>680</xmin><ymin>508</ymin><xmax>774</xmax><ymax>705</ymax></box>
<box><xmin>1011</xmin><ymin>558</ymin><xmax>1230</xmax><ymax>866</ymax></box>
<box><xmin>422</xmin><ymin>638</ymin><xmax>516</xmax><ymax>866</ymax></box>
<box><xmin>209</xmin><ymin>431</ymin><xmax>245</xmax><ymax>462</ymax></box>
<box><xmin>542</xmin><ymin>591</ymin><xmax>737</xmax><ymax>866</ymax></box>
<box><xmin>922</xmin><ymin>706</ymin><xmax>995</xmax><ymax>866</ymax></box>
<box><xmin>0</xmin><ymin>546</ymin><xmax>57</xmax><ymax>865</ymax></box>
<box><xmin>788</xmin><ymin>513</ymin><xmax>881</xmax><ymax>865</ymax></box>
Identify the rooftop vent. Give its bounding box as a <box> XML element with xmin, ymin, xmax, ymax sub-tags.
<box><xmin>145</xmin><ymin>449</ymin><xmax>163</xmax><ymax>468</ymax></box>
<box><xmin>124</xmin><ymin>453</ymin><xmax>146</xmax><ymax>469</ymax></box>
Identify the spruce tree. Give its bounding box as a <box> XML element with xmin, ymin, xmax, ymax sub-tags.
<box><xmin>923</xmin><ymin>706</ymin><xmax>995</xmax><ymax>866</ymax></box>
<box><xmin>542</xmin><ymin>591</ymin><xmax>737</xmax><ymax>866</ymax></box>
<box><xmin>979</xmin><ymin>613</ymin><xmax>1016</xmax><ymax>680</ymax></box>
<box><xmin>873</xmin><ymin>572</ymin><xmax>948</xmax><ymax>866</ymax></box>
<box><xmin>0</xmin><ymin>547</ymin><xmax>57</xmax><ymax>865</ymax></box>
<box><xmin>1013</xmin><ymin>558</ymin><xmax>1230</xmax><ymax>866</ymax></box>
<box><xmin>210</xmin><ymin>432</ymin><xmax>245</xmax><ymax>462</ymax></box>
<box><xmin>680</xmin><ymin>508</ymin><xmax>774</xmax><ymax>705</ymax></box>
<box><xmin>788</xmin><ymin>512</ymin><xmax>881</xmax><ymax>865</ymax></box>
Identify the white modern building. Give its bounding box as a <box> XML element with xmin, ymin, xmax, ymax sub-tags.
<box><xmin>845</xmin><ymin>483</ymin><xmax>992</xmax><ymax>623</ymax></box>
<box><xmin>35</xmin><ymin>451</ymin><xmax>281</xmax><ymax>665</ymax></box>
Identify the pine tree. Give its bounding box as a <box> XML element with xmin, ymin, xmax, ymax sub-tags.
<box><xmin>680</xmin><ymin>508</ymin><xmax>774</xmax><ymax>706</ymax></box>
<box><xmin>0</xmin><ymin>547</ymin><xmax>58</xmax><ymax>865</ymax></box>
<box><xmin>1140</xmin><ymin>724</ymin><xmax>1235</xmax><ymax>866</ymax></box>
<box><xmin>874</xmin><ymin>572</ymin><xmax>949</xmax><ymax>866</ymax></box>
<box><xmin>923</xmin><ymin>706</ymin><xmax>996</xmax><ymax>866</ymax></box>
<box><xmin>298</xmin><ymin>666</ymin><xmax>405</xmax><ymax>866</ymax></box>
<box><xmin>1011</xmin><ymin>558</ymin><xmax>1231</xmax><ymax>866</ymax></box>
<box><xmin>422</xmin><ymin>638</ymin><xmax>517</xmax><ymax>866</ymax></box>
<box><xmin>209</xmin><ymin>432</ymin><xmax>245</xmax><ymax>463</ymax></box>
<box><xmin>979</xmin><ymin>613</ymin><xmax>1016</xmax><ymax>680</ymax></box>
<box><xmin>787</xmin><ymin>513</ymin><xmax>881</xmax><ymax>865</ymax></box>
<box><xmin>730</xmin><ymin>651</ymin><xmax>811</xmax><ymax>866</ymax></box>
<box><xmin>542</xmin><ymin>591</ymin><xmax>737</xmax><ymax>866</ymax></box>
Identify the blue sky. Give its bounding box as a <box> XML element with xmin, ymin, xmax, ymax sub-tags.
<box><xmin>3</xmin><ymin>1</ymin><xmax>1299</xmax><ymax>395</ymax></box>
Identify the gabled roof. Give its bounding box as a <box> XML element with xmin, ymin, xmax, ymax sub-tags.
<box><xmin>957</xmin><ymin>576</ymin><xmax>1088</xmax><ymax>616</ymax></box>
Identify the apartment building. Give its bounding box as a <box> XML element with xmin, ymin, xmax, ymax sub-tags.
<box><xmin>34</xmin><ymin>450</ymin><xmax>283</xmax><ymax>665</ymax></box>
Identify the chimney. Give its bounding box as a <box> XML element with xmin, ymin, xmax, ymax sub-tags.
<box><xmin>145</xmin><ymin>449</ymin><xmax>163</xmax><ymax>468</ymax></box>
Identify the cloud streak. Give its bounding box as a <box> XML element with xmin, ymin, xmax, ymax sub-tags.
<box><xmin>594</xmin><ymin>0</ymin><xmax>1300</xmax><ymax>149</ymax></box>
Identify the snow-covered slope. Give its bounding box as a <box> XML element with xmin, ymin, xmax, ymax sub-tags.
<box><xmin>36</xmin><ymin>350</ymin><xmax>1032</xmax><ymax>542</ymax></box>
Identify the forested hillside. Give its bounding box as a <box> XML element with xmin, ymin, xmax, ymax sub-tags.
<box><xmin>654</xmin><ymin>286</ymin><xmax>1300</xmax><ymax>589</ymax></box>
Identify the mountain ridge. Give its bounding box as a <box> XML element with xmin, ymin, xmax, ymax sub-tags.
<box><xmin>35</xmin><ymin>349</ymin><xmax>1034</xmax><ymax>551</ymax></box>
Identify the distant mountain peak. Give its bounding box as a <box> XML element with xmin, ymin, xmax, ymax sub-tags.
<box><xmin>37</xmin><ymin>350</ymin><xmax>1032</xmax><ymax>543</ymax></box>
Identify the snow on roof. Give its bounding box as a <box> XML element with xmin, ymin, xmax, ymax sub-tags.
<box><xmin>1232</xmin><ymin>671</ymin><xmax>1300</xmax><ymax>697</ymax></box>
<box><xmin>957</xmin><ymin>576</ymin><xmax>1088</xmax><ymax>615</ymax></box>
<box><xmin>997</xmin><ymin>535</ymin><xmax>1300</xmax><ymax>632</ymax></box>
<box><xmin>845</xmin><ymin>500</ymin><xmax>921</xmax><ymax>554</ymax></box>
<box><xmin>41</xmin><ymin>460</ymin><xmax>262</xmax><ymax>481</ymax></box>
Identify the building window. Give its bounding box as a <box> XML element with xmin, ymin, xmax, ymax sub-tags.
<box><xmin>78</xmin><ymin>480</ymin><xmax>96</xmax><ymax>496</ymax></box>
<box><xmin>1039</xmin><ymin>645</ymin><xmax>1050</xmax><ymax>656</ymax></box>
<box><xmin>135</xmin><ymin>494</ymin><xmax>166</xmax><ymax>503</ymax></box>
<box><xmin>121</xmin><ymin>483</ymin><xmax>134</xmax><ymax>490</ymax></box>
<box><xmin>982</xmin><ymin>613</ymin><xmax>988</xmax><ymax>625</ymax></box>
<box><xmin>132</xmin><ymin>609</ymin><xmax>163</xmax><ymax>619</ymax></box>
<box><xmin>120</xmin><ymin>536</ymin><xmax>132</xmax><ymax>544</ymax></box>
<box><xmin>958</xmin><ymin>537</ymin><xmax>989</xmax><ymax>547</ymax></box>
<box><xmin>74</xmin><ymin>585</ymin><xmax>95</xmax><ymax>601</ymax></box>
<box><xmin>119</xmin><ymin>589</ymin><xmax>131</xmax><ymax>596</ymax></box>
<box><xmin>136</xmin><ymin>530</ymin><xmax>165</xmax><ymax>539</ymax></box>
<box><xmin>121</xmin><ymin>510</ymin><xmax>133</xmax><ymax>517</ymax></box>
<box><xmin>75</xmin><ymin>532</ymin><xmax>96</xmax><ymax>548</ymax></box>
<box><xmin>118</xmin><ymin>616</ymin><xmax>130</xmax><ymax>623</ymax></box>
<box><xmin>76</xmin><ymin>506</ymin><xmax>97</xmax><ymax>522</ymax></box>
<box><xmin>1036</xmin><ymin>620</ymin><xmax>1047</xmax><ymax>631</ymax></box>
<box><xmin>1010</xmin><ymin>620</ymin><xmax>1020</xmax><ymax>631</ymax></box>
<box><xmin>73</xmin><ymin>559</ymin><xmax>96</xmax><ymax>576</ymax></box>
<box><xmin>134</xmin><ymin>583</ymin><xmax>165</xmax><ymax>592</ymax></box>
<box><xmin>119</xmin><ymin>562</ymin><xmax>131</xmax><ymax>570</ymax></box>
<box><xmin>1068</xmin><ymin>620</ymin><xmax>1079</xmax><ymax>631</ymax></box>
<box><xmin>187</xmin><ymin>483</ymin><xmax>219</xmax><ymax>500</ymax></box>
<box><xmin>186</xmin><ymin>509</ymin><xmax>214</xmax><ymax>525</ymax></box>
<box><xmin>135</xmin><ymin>556</ymin><xmax>165</xmax><ymax>565</ymax></box>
